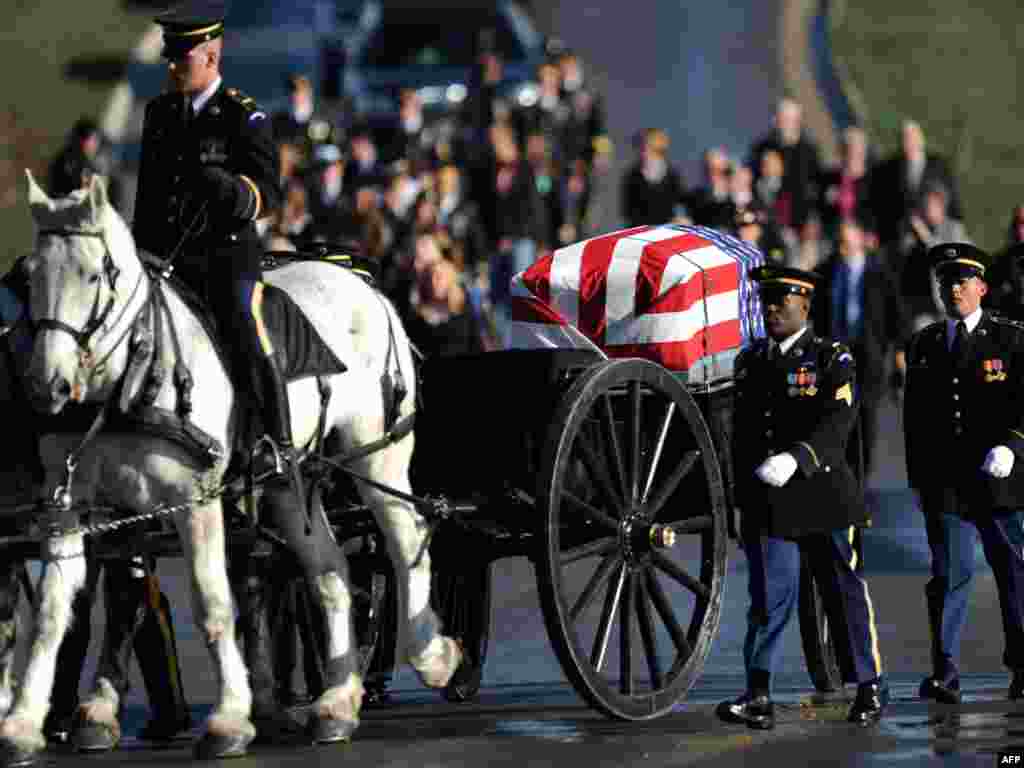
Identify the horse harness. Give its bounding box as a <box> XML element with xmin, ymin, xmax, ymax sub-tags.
<box><xmin>21</xmin><ymin>231</ymin><xmax>419</xmax><ymax>549</ymax></box>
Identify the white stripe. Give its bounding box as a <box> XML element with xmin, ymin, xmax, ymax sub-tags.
<box><xmin>607</xmin><ymin>290</ymin><xmax>739</xmax><ymax>345</ymax></box>
<box><xmin>549</xmin><ymin>240</ymin><xmax>585</xmax><ymax>328</ymax></box>
<box><xmin>658</xmin><ymin>254</ymin><xmax>702</xmax><ymax>299</ymax></box>
<box><xmin>621</xmin><ymin>226</ymin><xmax>688</xmax><ymax>243</ymax></box>
<box><xmin>506</xmin><ymin>322</ymin><xmax>608</xmax><ymax>357</ymax></box>
<box><xmin>605</xmin><ymin>238</ymin><xmax>642</xmax><ymax>326</ymax></box>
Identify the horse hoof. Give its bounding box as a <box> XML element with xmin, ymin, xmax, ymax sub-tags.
<box><xmin>252</xmin><ymin>710</ymin><xmax>305</xmax><ymax>746</ymax></box>
<box><xmin>71</xmin><ymin>721</ymin><xmax>119</xmax><ymax>753</ymax></box>
<box><xmin>193</xmin><ymin>730</ymin><xmax>254</xmax><ymax>760</ymax></box>
<box><xmin>306</xmin><ymin>715</ymin><xmax>357</xmax><ymax>745</ymax></box>
<box><xmin>0</xmin><ymin>744</ymin><xmax>43</xmax><ymax>768</ymax></box>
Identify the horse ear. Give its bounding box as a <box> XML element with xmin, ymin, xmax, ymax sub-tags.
<box><xmin>87</xmin><ymin>174</ymin><xmax>109</xmax><ymax>224</ymax></box>
<box><xmin>24</xmin><ymin>169</ymin><xmax>54</xmax><ymax>217</ymax></box>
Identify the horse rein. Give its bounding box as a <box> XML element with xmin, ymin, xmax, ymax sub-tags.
<box><xmin>33</xmin><ymin>228</ymin><xmax>148</xmax><ymax>373</ymax></box>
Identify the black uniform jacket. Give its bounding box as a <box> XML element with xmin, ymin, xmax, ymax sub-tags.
<box><xmin>904</xmin><ymin>311</ymin><xmax>1024</xmax><ymax>514</ymax></box>
<box><xmin>732</xmin><ymin>329</ymin><xmax>867</xmax><ymax>538</ymax></box>
<box><xmin>132</xmin><ymin>83</ymin><xmax>280</xmax><ymax>277</ymax></box>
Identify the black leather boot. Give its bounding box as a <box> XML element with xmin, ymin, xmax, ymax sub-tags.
<box><xmin>848</xmin><ymin>678</ymin><xmax>889</xmax><ymax>725</ymax></box>
<box><xmin>716</xmin><ymin>691</ymin><xmax>775</xmax><ymax>730</ymax></box>
<box><xmin>257</xmin><ymin>352</ymin><xmax>308</xmax><ymax>525</ymax></box>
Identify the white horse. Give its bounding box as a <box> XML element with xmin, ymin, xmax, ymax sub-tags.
<box><xmin>0</xmin><ymin>172</ymin><xmax>461</xmax><ymax>764</ymax></box>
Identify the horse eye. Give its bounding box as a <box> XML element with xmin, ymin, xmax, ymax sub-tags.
<box><xmin>88</xmin><ymin>274</ymin><xmax>101</xmax><ymax>285</ymax></box>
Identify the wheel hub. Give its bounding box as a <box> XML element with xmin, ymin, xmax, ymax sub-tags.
<box><xmin>620</xmin><ymin>513</ymin><xmax>676</xmax><ymax>565</ymax></box>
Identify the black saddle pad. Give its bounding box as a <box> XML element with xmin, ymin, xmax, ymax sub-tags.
<box><xmin>260</xmin><ymin>284</ymin><xmax>346</xmax><ymax>381</ymax></box>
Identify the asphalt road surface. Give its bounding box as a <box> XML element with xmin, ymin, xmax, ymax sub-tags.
<box><xmin>16</xmin><ymin>2</ymin><xmax>1023</xmax><ymax>766</ymax></box>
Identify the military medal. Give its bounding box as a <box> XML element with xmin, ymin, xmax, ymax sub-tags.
<box><xmin>984</xmin><ymin>358</ymin><xmax>1007</xmax><ymax>382</ymax></box>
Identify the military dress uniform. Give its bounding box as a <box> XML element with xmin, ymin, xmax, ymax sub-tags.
<box><xmin>903</xmin><ymin>243</ymin><xmax>1024</xmax><ymax>703</ymax></box>
<box><xmin>718</xmin><ymin>264</ymin><xmax>886</xmax><ymax>730</ymax></box>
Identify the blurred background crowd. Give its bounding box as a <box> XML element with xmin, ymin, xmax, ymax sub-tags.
<box><xmin>40</xmin><ymin>15</ymin><xmax>1024</xmax><ymax>481</ymax></box>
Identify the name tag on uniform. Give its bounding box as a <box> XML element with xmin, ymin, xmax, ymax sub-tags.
<box><xmin>199</xmin><ymin>139</ymin><xmax>227</xmax><ymax>164</ymax></box>
<box><xmin>787</xmin><ymin>367</ymin><xmax>818</xmax><ymax>397</ymax></box>
<box><xmin>984</xmin><ymin>358</ymin><xmax>1007</xmax><ymax>382</ymax></box>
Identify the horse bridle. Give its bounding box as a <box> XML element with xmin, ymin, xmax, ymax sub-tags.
<box><xmin>34</xmin><ymin>228</ymin><xmax>121</xmax><ymax>354</ymax></box>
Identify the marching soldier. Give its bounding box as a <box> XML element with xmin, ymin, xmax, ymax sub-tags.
<box><xmin>718</xmin><ymin>265</ymin><xmax>886</xmax><ymax>730</ymax></box>
<box><xmin>903</xmin><ymin>243</ymin><xmax>1024</xmax><ymax>704</ymax></box>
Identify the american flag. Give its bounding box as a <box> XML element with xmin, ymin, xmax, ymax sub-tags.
<box><xmin>507</xmin><ymin>224</ymin><xmax>766</xmax><ymax>381</ymax></box>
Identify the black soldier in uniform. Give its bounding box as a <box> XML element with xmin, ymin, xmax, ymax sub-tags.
<box><xmin>903</xmin><ymin>243</ymin><xmax>1024</xmax><ymax>704</ymax></box>
<box><xmin>717</xmin><ymin>264</ymin><xmax>887</xmax><ymax>730</ymax></box>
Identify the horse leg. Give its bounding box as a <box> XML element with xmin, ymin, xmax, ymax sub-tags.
<box><xmin>0</xmin><ymin>534</ymin><xmax>87</xmax><ymax>765</ymax></box>
<box><xmin>173</xmin><ymin>500</ymin><xmax>254</xmax><ymax>759</ymax></box>
<box><xmin>0</xmin><ymin>555</ymin><xmax>22</xmax><ymax>720</ymax></box>
<box><xmin>71</xmin><ymin>558</ymin><xmax>145</xmax><ymax>752</ymax></box>
<box><xmin>259</xmin><ymin>483</ymin><xmax>361</xmax><ymax>745</ymax></box>
<box><xmin>358</xmin><ymin>444</ymin><xmax>462</xmax><ymax>690</ymax></box>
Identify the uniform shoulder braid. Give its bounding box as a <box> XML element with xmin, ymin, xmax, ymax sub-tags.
<box><xmin>224</xmin><ymin>87</ymin><xmax>259</xmax><ymax>111</ymax></box>
<box><xmin>823</xmin><ymin>339</ymin><xmax>855</xmax><ymax>370</ymax></box>
<box><xmin>989</xmin><ymin>313</ymin><xmax>1024</xmax><ymax>334</ymax></box>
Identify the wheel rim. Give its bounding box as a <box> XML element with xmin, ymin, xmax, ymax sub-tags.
<box><xmin>539</xmin><ymin>359</ymin><xmax>727</xmax><ymax>720</ymax></box>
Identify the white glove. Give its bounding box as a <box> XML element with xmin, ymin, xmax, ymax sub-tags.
<box><xmin>755</xmin><ymin>452</ymin><xmax>799</xmax><ymax>488</ymax></box>
<box><xmin>982</xmin><ymin>446</ymin><xmax>1015</xmax><ymax>479</ymax></box>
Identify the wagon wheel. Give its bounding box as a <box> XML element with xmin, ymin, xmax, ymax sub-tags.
<box><xmin>797</xmin><ymin>553</ymin><xmax>842</xmax><ymax>693</ymax></box>
<box><xmin>536</xmin><ymin>358</ymin><xmax>728</xmax><ymax>720</ymax></box>
<box><xmin>431</xmin><ymin>556</ymin><xmax>492</xmax><ymax>702</ymax></box>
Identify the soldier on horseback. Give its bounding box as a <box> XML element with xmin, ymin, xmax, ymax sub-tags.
<box><xmin>132</xmin><ymin>0</ymin><xmax>306</xmax><ymax>505</ymax></box>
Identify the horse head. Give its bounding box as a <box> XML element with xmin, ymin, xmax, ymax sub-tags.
<box><xmin>22</xmin><ymin>169</ymin><xmax>143</xmax><ymax>414</ymax></box>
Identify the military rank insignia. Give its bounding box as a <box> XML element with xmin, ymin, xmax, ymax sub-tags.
<box><xmin>984</xmin><ymin>359</ymin><xmax>1007</xmax><ymax>382</ymax></box>
<box><xmin>787</xmin><ymin>367</ymin><xmax>818</xmax><ymax>397</ymax></box>
<box><xmin>835</xmin><ymin>382</ymin><xmax>853</xmax><ymax>406</ymax></box>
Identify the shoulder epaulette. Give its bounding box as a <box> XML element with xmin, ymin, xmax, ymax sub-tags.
<box><xmin>224</xmin><ymin>87</ymin><xmax>258</xmax><ymax>111</ymax></box>
<box><xmin>824</xmin><ymin>340</ymin><xmax>854</xmax><ymax>367</ymax></box>
<box><xmin>990</xmin><ymin>314</ymin><xmax>1024</xmax><ymax>332</ymax></box>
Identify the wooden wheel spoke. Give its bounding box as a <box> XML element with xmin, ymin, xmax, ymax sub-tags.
<box><xmin>645</xmin><ymin>449</ymin><xmax>700</xmax><ymax>516</ymax></box>
<box><xmin>642</xmin><ymin>401</ymin><xmax>676</xmax><ymax>504</ymax></box>
<box><xmin>620</xmin><ymin>571</ymin><xmax>634</xmax><ymax>695</ymax></box>
<box><xmin>562</xmin><ymin>536</ymin><xmax>619</xmax><ymax>565</ymax></box>
<box><xmin>662</xmin><ymin>515</ymin><xmax>714</xmax><ymax>534</ymax></box>
<box><xmin>652</xmin><ymin>551</ymin><xmax>711</xmax><ymax>601</ymax></box>
<box><xmin>635</xmin><ymin>575</ymin><xmax>663</xmax><ymax>689</ymax></box>
<box><xmin>576</xmin><ymin>428</ymin><xmax>625</xmax><ymax>512</ymax></box>
<box><xmin>629</xmin><ymin>380</ymin><xmax>643</xmax><ymax>505</ymax></box>
<box><xmin>564</xmin><ymin>491</ymin><xmax>619</xmax><ymax>532</ymax></box>
<box><xmin>570</xmin><ymin>553</ymin><xmax>621</xmax><ymax>622</ymax></box>
<box><xmin>591</xmin><ymin>561</ymin><xmax>627</xmax><ymax>672</ymax></box>
<box><xmin>646</xmin><ymin>569</ymin><xmax>693</xmax><ymax>659</ymax></box>
<box><xmin>601</xmin><ymin>394</ymin><xmax>628</xmax><ymax>504</ymax></box>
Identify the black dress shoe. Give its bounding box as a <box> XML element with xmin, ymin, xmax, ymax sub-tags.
<box><xmin>138</xmin><ymin>714</ymin><xmax>193</xmax><ymax>742</ymax></box>
<box><xmin>1009</xmin><ymin>670</ymin><xmax>1024</xmax><ymax>701</ymax></box>
<box><xmin>919</xmin><ymin>676</ymin><xmax>961</xmax><ymax>704</ymax></box>
<box><xmin>848</xmin><ymin>680</ymin><xmax>889</xmax><ymax>726</ymax></box>
<box><xmin>716</xmin><ymin>692</ymin><xmax>775</xmax><ymax>730</ymax></box>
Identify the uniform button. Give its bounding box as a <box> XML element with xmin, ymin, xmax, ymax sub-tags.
<box><xmin>953</xmin><ymin>394</ymin><xmax>960</xmax><ymax>401</ymax></box>
<box><xmin>765</xmin><ymin>430</ymin><xmax>773</xmax><ymax>438</ymax></box>
<box><xmin>954</xmin><ymin>426</ymin><xmax>963</xmax><ymax>436</ymax></box>
<box><xmin>954</xmin><ymin>411</ymin><xmax>961</xmax><ymax>418</ymax></box>
<box><xmin>166</xmin><ymin>215</ymin><xmax>174</xmax><ymax>223</ymax></box>
<box><xmin>953</xmin><ymin>377</ymin><xmax>959</xmax><ymax>384</ymax></box>
<box><xmin>825</xmin><ymin>465</ymin><xmax>831</xmax><ymax>473</ymax></box>
<box><xmin>764</xmin><ymin>411</ymin><xmax>771</xmax><ymax>417</ymax></box>
<box><xmin>229</xmin><ymin>234</ymin><xmax>238</xmax><ymax>242</ymax></box>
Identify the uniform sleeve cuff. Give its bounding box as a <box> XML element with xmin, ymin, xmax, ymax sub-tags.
<box><xmin>1008</xmin><ymin>431</ymin><xmax>1024</xmax><ymax>461</ymax></box>
<box><xmin>791</xmin><ymin>441</ymin><xmax>820</xmax><ymax>477</ymax></box>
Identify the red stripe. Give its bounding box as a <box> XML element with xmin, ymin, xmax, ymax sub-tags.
<box><xmin>510</xmin><ymin>295</ymin><xmax>565</xmax><ymax>324</ymax></box>
<box><xmin>607</xmin><ymin>319</ymin><xmax>742</xmax><ymax>372</ymax></box>
<box><xmin>520</xmin><ymin>250</ymin><xmax>555</xmax><ymax>305</ymax></box>
<box><xmin>648</xmin><ymin>263</ymin><xmax>740</xmax><ymax>315</ymax></box>
<box><xmin>633</xmin><ymin>233</ymin><xmax>709</xmax><ymax>312</ymax></box>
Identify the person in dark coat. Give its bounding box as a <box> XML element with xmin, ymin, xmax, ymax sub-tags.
<box><xmin>747</xmin><ymin>99</ymin><xmax>822</xmax><ymax>230</ymax></box>
<box><xmin>620</xmin><ymin>128</ymin><xmax>688</xmax><ymax>227</ymax></box>
<box><xmin>983</xmin><ymin>205</ymin><xmax>1024</xmax><ymax>319</ymax></box>
<box><xmin>718</xmin><ymin>264</ymin><xmax>887</xmax><ymax>731</ymax></box>
<box><xmin>813</xmin><ymin>217</ymin><xmax>910</xmax><ymax>477</ymax></box>
<box><xmin>869</xmin><ymin>120</ymin><xmax>963</xmax><ymax>247</ymax></box>
<box><xmin>903</xmin><ymin>243</ymin><xmax>1024</xmax><ymax>705</ymax></box>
